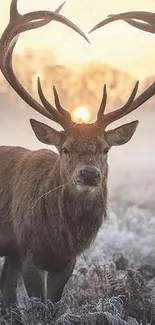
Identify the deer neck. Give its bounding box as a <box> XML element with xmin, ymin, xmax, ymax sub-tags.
<box><xmin>61</xmin><ymin>180</ymin><xmax>107</xmax><ymax>254</ymax></box>
<box><xmin>44</xmin><ymin>159</ymin><xmax>107</xmax><ymax>255</ymax></box>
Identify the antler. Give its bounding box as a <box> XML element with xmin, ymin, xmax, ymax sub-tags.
<box><xmin>94</xmin><ymin>81</ymin><xmax>155</xmax><ymax>129</ymax></box>
<box><xmin>89</xmin><ymin>11</ymin><xmax>155</xmax><ymax>34</ymax></box>
<box><xmin>0</xmin><ymin>0</ymin><xmax>89</xmax><ymax>130</ymax></box>
<box><xmin>89</xmin><ymin>11</ymin><xmax>155</xmax><ymax>128</ymax></box>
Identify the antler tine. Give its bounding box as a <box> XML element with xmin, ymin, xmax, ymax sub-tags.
<box><xmin>56</xmin><ymin>2</ymin><xmax>66</xmax><ymax>13</ymax></box>
<box><xmin>107</xmin><ymin>12</ymin><xmax>155</xmax><ymax>34</ymax></box>
<box><xmin>95</xmin><ymin>80</ymin><xmax>155</xmax><ymax>129</ymax></box>
<box><xmin>89</xmin><ymin>16</ymin><xmax>121</xmax><ymax>34</ymax></box>
<box><xmin>107</xmin><ymin>12</ymin><xmax>155</xmax><ymax>24</ymax></box>
<box><xmin>37</xmin><ymin>78</ymin><xmax>62</xmax><ymax>122</ymax></box>
<box><xmin>18</xmin><ymin>2</ymin><xmax>67</xmax><ymax>33</ymax></box>
<box><xmin>9</xmin><ymin>1</ymin><xmax>66</xmax><ymax>34</ymax></box>
<box><xmin>97</xmin><ymin>84</ymin><xmax>107</xmax><ymax>119</ymax></box>
<box><xmin>95</xmin><ymin>81</ymin><xmax>139</xmax><ymax>128</ymax></box>
<box><xmin>38</xmin><ymin>78</ymin><xmax>74</xmax><ymax>129</ymax></box>
<box><xmin>104</xmin><ymin>81</ymin><xmax>139</xmax><ymax>125</ymax></box>
<box><xmin>10</xmin><ymin>0</ymin><xmax>20</xmax><ymax>21</ymax></box>
<box><xmin>126</xmin><ymin>81</ymin><xmax>155</xmax><ymax>111</ymax></box>
<box><xmin>121</xmin><ymin>19</ymin><xmax>155</xmax><ymax>33</ymax></box>
<box><xmin>53</xmin><ymin>86</ymin><xmax>72</xmax><ymax>122</ymax></box>
<box><xmin>89</xmin><ymin>11</ymin><xmax>155</xmax><ymax>34</ymax></box>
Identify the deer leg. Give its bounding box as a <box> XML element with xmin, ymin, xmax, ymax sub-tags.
<box><xmin>47</xmin><ymin>258</ymin><xmax>76</xmax><ymax>302</ymax></box>
<box><xmin>0</xmin><ymin>257</ymin><xmax>21</xmax><ymax>307</ymax></box>
<box><xmin>21</xmin><ymin>256</ymin><xmax>45</xmax><ymax>300</ymax></box>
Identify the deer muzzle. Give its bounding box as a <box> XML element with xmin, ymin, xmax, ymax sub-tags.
<box><xmin>75</xmin><ymin>166</ymin><xmax>101</xmax><ymax>192</ymax></box>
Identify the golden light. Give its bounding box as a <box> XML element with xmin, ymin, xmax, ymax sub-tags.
<box><xmin>71</xmin><ymin>106</ymin><xmax>91</xmax><ymax>123</ymax></box>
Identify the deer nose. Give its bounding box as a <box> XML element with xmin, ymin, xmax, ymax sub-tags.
<box><xmin>79</xmin><ymin>167</ymin><xmax>101</xmax><ymax>186</ymax></box>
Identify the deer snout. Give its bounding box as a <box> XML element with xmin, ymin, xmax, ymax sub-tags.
<box><xmin>77</xmin><ymin>166</ymin><xmax>101</xmax><ymax>187</ymax></box>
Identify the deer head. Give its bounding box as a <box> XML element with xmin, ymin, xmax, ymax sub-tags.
<box><xmin>30</xmin><ymin>82</ymin><xmax>140</xmax><ymax>192</ymax></box>
<box><xmin>1</xmin><ymin>0</ymin><xmax>155</xmax><ymax>194</ymax></box>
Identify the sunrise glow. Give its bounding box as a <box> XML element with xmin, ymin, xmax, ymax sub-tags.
<box><xmin>72</xmin><ymin>106</ymin><xmax>91</xmax><ymax>123</ymax></box>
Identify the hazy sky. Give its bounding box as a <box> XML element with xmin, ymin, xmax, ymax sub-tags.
<box><xmin>1</xmin><ymin>0</ymin><xmax>155</xmax><ymax>79</ymax></box>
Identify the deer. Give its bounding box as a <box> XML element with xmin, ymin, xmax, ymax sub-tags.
<box><xmin>89</xmin><ymin>10</ymin><xmax>155</xmax><ymax>34</ymax></box>
<box><xmin>0</xmin><ymin>0</ymin><xmax>155</xmax><ymax>309</ymax></box>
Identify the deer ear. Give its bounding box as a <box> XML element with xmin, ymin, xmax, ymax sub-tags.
<box><xmin>105</xmin><ymin>120</ymin><xmax>139</xmax><ymax>146</ymax></box>
<box><xmin>30</xmin><ymin>119</ymin><xmax>61</xmax><ymax>146</ymax></box>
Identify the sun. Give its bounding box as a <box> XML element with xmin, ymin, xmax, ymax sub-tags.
<box><xmin>71</xmin><ymin>106</ymin><xmax>91</xmax><ymax>123</ymax></box>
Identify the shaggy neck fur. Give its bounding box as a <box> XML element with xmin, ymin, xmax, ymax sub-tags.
<box><xmin>44</xmin><ymin>158</ymin><xmax>107</xmax><ymax>258</ymax></box>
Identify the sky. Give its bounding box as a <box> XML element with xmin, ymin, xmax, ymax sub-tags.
<box><xmin>1</xmin><ymin>0</ymin><xmax>155</xmax><ymax>79</ymax></box>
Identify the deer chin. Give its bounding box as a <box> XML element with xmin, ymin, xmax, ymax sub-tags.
<box><xmin>76</xmin><ymin>184</ymin><xmax>97</xmax><ymax>194</ymax></box>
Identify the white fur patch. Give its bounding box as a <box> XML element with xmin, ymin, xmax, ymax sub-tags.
<box><xmin>76</xmin><ymin>185</ymin><xmax>96</xmax><ymax>193</ymax></box>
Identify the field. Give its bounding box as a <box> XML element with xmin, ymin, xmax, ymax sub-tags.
<box><xmin>0</xmin><ymin>55</ymin><xmax>155</xmax><ymax>324</ymax></box>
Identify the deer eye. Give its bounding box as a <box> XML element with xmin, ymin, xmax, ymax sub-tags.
<box><xmin>62</xmin><ymin>147</ymin><xmax>69</xmax><ymax>154</ymax></box>
<box><xmin>103</xmin><ymin>147</ymin><xmax>110</xmax><ymax>154</ymax></box>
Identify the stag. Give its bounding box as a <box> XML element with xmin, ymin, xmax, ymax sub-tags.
<box><xmin>0</xmin><ymin>0</ymin><xmax>155</xmax><ymax>308</ymax></box>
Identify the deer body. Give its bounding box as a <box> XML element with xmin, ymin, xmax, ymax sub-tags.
<box><xmin>0</xmin><ymin>142</ymin><xmax>106</xmax><ymax>304</ymax></box>
<box><xmin>0</xmin><ymin>145</ymin><xmax>105</xmax><ymax>268</ymax></box>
